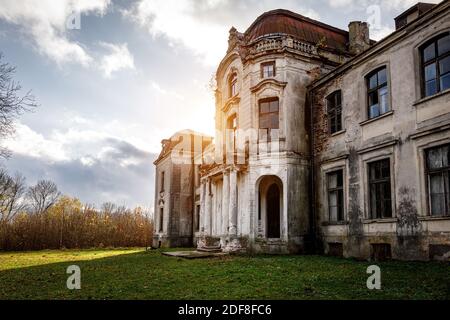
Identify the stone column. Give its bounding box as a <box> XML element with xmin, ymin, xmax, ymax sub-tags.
<box><xmin>222</xmin><ymin>171</ymin><xmax>230</xmax><ymax>236</ymax></box>
<box><xmin>205</xmin><ymin>179</ymin><xmax>212</xmax><ymax>235</ymax></box>
<box><xmin>228</xmin><ymin>170</ymin><xmax>238</xmax><ymax>235</ymax></box>
<box><xmin>200</xmin><ymin>181</ymin><xmax>206</xmax><ymax>234</ymax></box>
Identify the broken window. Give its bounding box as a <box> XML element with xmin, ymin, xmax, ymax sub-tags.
<box><xmin>369</xmin><ymin>159</ymin><xmax>392</xmax><ymax>219</ymax></box>
<box><xmin>426</xmin><ymin>144</ymin><xmax>450</xmax><ymax>216</ymax></box>
<box><xmin>421</xmin><ymin>33</ymin><xmax>450</xmax><ymax>97</ymax></box>
<box><xmin>366</xmin><ymin>67</ymin><xmax>390</xmax><ymax>119</ymax></box>
<box><xmin>327</xmin><ymin>170</ymin><xmax>344</xmax><ymax>222</ymax></box>
<box><xmin>261</xmin><ymin>61</ymin><xmax>275</xmax><ymax>78</ymax></box>
<box><xmin>326</xmin><ymin>91</ymin><xmax>342</xmax><ymax>134</ymax></box>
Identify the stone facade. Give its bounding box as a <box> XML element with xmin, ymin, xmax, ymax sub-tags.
<box><xmin>153</xmin><ymin>2</ymin><xmax>450</xmax><ymax>260</ymax></box>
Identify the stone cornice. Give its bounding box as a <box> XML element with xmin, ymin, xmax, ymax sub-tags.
<box><xmin>221</xmin><ymin>95</ymin><xmax>240</xmax><ymax>113</ymax></box>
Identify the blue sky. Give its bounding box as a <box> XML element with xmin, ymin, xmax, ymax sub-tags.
<box><xmin>0</xmin><ymin>0</ymin><xmax>440</xmax><ymax>211</ymax></box>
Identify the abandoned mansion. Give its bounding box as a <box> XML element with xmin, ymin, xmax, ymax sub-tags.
<box><xmin>153</xmin><ymin>1</ymin><xmax>450</xmax><ymax>261</ymax></box>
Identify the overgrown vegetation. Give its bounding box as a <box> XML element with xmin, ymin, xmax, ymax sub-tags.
<box><xmin>0</xmin><ymin>54</ymin><xmax>153</xmax><ymax>251</ymax></box>
<box><xmin>0</xmin><ymin>249</ymin><xmax>448</xmax><ymax>300</ymax></box>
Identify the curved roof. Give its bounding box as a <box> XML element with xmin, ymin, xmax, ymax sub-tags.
<box><xmin>244</xmin><ymin>9</ymin><xmax>349</xmax><ymax>52</ymax></box>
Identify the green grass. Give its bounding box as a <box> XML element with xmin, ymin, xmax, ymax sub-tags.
<box><xmin>0</xmin><ymin>248</ymin><xmax>448</xmax><ymax>300</ymax></box>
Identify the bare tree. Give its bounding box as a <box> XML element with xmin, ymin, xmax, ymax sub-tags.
<box><xmin>0</xmin><ymin>169</ymin><xmax>27</xmax><ymax>223</ymax></box>
<box><xmin>27</xmin><ymin>180</ymin><xmax>61</xmax><ymax>214</ymax></box>
<box><xmin>0</xmin><ymin>53</ymin><xmax>37</xmax><ymax>159</ymax></box>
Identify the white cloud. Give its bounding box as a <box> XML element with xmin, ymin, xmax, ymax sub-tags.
<box><xmin>0</xmin><ymin>0</ymin><xmax>110</xmax><ymax>66</ymax></box>
<box><xmin>99</xmin><ymin>42</ymin><xmax>135</xmax><ymax>78</ymax></box>
<box><xmin>125</xmin><ymin>0</ymin><xmax>320</xmax><ymax>66</ymax></box>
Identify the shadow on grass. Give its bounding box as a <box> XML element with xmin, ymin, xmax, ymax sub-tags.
<box><xmin>0</xmin><ymin>249</ymin><xmax>448</xmax><ymax>300</ymax></box>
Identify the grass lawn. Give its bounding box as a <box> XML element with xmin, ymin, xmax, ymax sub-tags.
<box><xmin>0</xmin><ymin>248</ymin><xmax>448</xmax><ymax>300</ymax></box>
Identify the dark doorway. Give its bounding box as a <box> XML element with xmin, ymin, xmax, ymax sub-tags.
<box><xmin>266</xmin><ymin>183</ymin><xmax>280</xmax><ymax>238</ymax></box>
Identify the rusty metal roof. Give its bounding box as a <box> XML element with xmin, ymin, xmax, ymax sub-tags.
<box><xmin>244</xmin><ymin>9</ymin><xmax>350</xmax><ymax>53</ymax></box>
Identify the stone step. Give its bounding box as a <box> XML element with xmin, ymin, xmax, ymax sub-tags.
<box><xmin>197</xmin><ymin>246</ymin><xmax>222</xmax><ymax>253</ymax></box>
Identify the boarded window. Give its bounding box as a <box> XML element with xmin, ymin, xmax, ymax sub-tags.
<box><xmin>369</xmin><ymin>159</ymin><xmax>392</xmax><ymax>219</ymax></box>
<box><xmin>327</xmin><ymin>170</ymin><xmax>344</xmax><ymax>222</ymax></box>
<box><xmin>421</xmin><ymin>33</ymin><xmax>450</xmax><ymax>97</ymax></box>
<box><xmin>426</xmin><ymin>144</ymin><xmax>450</xmax><ymax>216</ymax></box>
<box><xmin>366</xmin><ymin>67</ymin><xmax>390</xmax><ymax>119</ymax></box>
<box><xmin>327</xmin><ymin>91</ymin><xmax>342</xmax><ymax>134</ymax></box>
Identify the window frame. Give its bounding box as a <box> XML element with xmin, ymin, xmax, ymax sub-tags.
<box><xmin>326</xmin><ymin>90</ymin><xmax>343</xmax><ymax>134</ymax></box>
<box><xmin>258</xmin><ymin>97</ymin><xmax>280</xmax><ymax>142</ymax></box>
<box><xmin>228</xmin><ymin>73</ymin><xmax>238</xmax><ymax>98</ymax></box>
<box><xmin>366</xmin><ymin>66</ymin><xmax>390</xmax><ymax>120</ymax></box>
<box><xmin>327</xmin><ymin>169</ymin><xmax>345</xmax><ymax>222</ymax></box>
<box><xmin>425</xmin><ymin>143</ymin><xmax>450</xmax><ymax>217</ymax></box>
<box><xmin>368</xmin><ymin>159</ymin><xmax>393</xmax><ymax>219</ymax></box>
<box><xmin>420</xmin><ymin>32</ymin><xmax>450</xmax><ymax>98</ymax></box>
<box><xmin>261</xmin><ymin>61</ymin><xmax>276</xmax><ymax>78</ymax></box>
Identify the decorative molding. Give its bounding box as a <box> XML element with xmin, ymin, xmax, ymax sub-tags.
<box><xmin>250</xmin><ymin>79</ymin><xmax>287</xmax><ymax>93</ymax></box>
<box><xmin>222</xmin><ymin>96</ymin><xmax>240</xmax><ymax>113</ymax></box>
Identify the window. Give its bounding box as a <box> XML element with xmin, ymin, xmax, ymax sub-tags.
<box><xmin>426</xmin><ymin>144</ymin><xmax>450</xmax><ymax>216</ymax></box>
<box><xmin>229</xmin><ymin>73</ymin><xmax>237</xmax><ymax>97</ymax></box>
<box><xmin>327</xmin><ymin>91</ymin><xmax>342</xmax><ymax>134</ymax></box>
<box><xmin>195</xmin><ymin>205</ymin><xmax>200</xmax><ymax>232</ymax></box>
<box><xmin>421</xmin><ymin>33</ymin><xmax>450</xmax><ymax>97</ymax></box>
<box><xmin>159</xmin><ymin>208</ymin><xmax>164</xmax><ymax>232</ymax></box>
<box><xmin>366</xmin><ymin>67</ymin><xmax>390</xmax><ymax>119</ymax></box>
<box><xmin>227</xmin><ymin>114</ymin><xmax>237</xmax><ymax>159</ymax></box>
<box><xmin>327</xmin><ymin>170</ymin><xmax>344</xmax><ymax>222</ymax></box>
<box><xmin>259</xmin><ymin>98</ymin><xmax>279</xmax><ymax>141</ymax></box>
<box><xmin>369</xmin><ymin>159</ymin><xmax>392</xmax><ymax>219</ymax></box>
<box><xmin>261</xmin><ymin>62</ymin><xmax>275</xmax><ymax>78</ymax></box>
<box><xmin>160</xmin><ymin>171</ymin><xmax>165</xmax><ymax>192</ymax></box>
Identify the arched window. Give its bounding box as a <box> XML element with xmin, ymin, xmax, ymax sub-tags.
<box><xmin>228</xmin><ymin>73</ymin><xmax>238</xmax><ymax>98</ymax></box>
<box><xmin>420</xmin><ymin>33</ymin><xmax>450</xmax><ymax>97</ymax></box>
<box><xmin>366</xmin><ymin>66</ymin><xmax>390</xmax><ymax>119</ymax></box>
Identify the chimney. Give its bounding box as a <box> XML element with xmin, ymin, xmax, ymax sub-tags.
<box><xmin>348</xmin><ymin>21</ymin><xmax>370</xmax><ymax>55</ymax></box>
<box><xmin>394</xmin><ymin>3</ymin><xmax>436</xmax><ymax>30</ymax></box>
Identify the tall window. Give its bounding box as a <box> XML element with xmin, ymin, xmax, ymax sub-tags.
<box><xmin>426</xmin><ymin>144</ymin><xmax>450</xmax><ymax>216</ymax></box>
<box><xmin>160</xmin><ymin>171</ymin><xmax>165</xmax><ymax>192</ymax></box>
<box><xmin>369</xmin><ymin>159</ymin><xmax>392</xmax><ymax>219</ymax></box>
<box><xmin>327</xmin><ymin>91</ymin><xmax>342</xmax><ymax>134</ymax></box>
<box><xmin>227</xmin><ymin>114</ymin><xmax>237</xmax><ymax>158</ymax></box>
<box><xmin>367</xmin><ymin>67</ymin><xmax>390</xmax><ymax>119</ymax></box>
<box><xmin>195</xmin><ymin>205</ymin><xmax>200</xmax><ymax>232</ymax></box>
<box><xmin>259</xmin><ymin>98</ymin><xmax>279</xmax><ymax>140</ymax></box>
<box><xmin>327</xmin><ymin>170</ymin><xmax>344</xmax><ymax>222</ymax></box>
<box><xmin>229</xmin><ymin>73</ymin><xmax>237</xmax><ymax>97</ymax></box>
<box><xmin>261</xmin><ymin>62</ymin><xmax>275</xmax><ymax>78</ymax></box>
<box><xmin>421</xmin><ymin>33</ymin><xmax>450</xmax><ymax>97</ymax></box>
<box><xmin>159</xmin><ymin>208</ymin><xmax>164</xmax><ymax>232</ymax></box>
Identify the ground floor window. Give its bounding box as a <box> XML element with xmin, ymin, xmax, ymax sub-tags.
<box><xmin>327</xmin><ymin>170</ymin><xmax>344</xmax><ymax>222</ymax></box>
<box><xmin>426</xmin><ymin>144</ymin><xmax>450</xmax><ymax>216</ymax></box>
<box><xmin>369</xmin><ymin>159</ymin><xmax>392</xmax><ymax>219</ymax></box>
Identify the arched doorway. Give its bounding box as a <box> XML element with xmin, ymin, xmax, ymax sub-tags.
<box><xmin>266</xmin><ymin>183</ymin><xmax>280</xmax><ymax>238</ymax></box>
<box><xmin>257</xmin><ymin>175</ymin><xmax>283</xmax><ymax>239</ymax></box>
